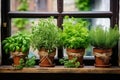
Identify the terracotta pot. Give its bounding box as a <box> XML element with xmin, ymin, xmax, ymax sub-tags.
<box><xmin>11</xmin><ymin>51</ymin><xmax>28</xmax><ymax>66</ymax></box>
<box><xmin>66</xmin><ymin>48</ymin><xmax>85</xmax><ymax>67</ymax></box>
<box><xmin>93</xmin><ymin>48</ymin><xmax>112</xmax><ymax>67</ymax></box>
<box><xmin>13</xmin><ymin>56</ymin><xmax>21</xmax><ymax>66</ymax></box>
<box><xmin>38</xmin><ymin>48</ymin><xmax>56</xmax><ymax>67</ymax></box>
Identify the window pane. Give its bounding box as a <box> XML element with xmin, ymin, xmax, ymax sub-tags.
<box><xmin>63</xmin><ymin>18</ymin><xmax>110</xmax><ymax>57</ymax></box>
<box><xmin>11</xmin><ymin>18</ymin><xmax>58</xmax><ymax>59</ymax></box>
<box><xmin>11</xmin><ymin>18</ymin><xmax>32</xmax><ymax>34</ymax></box>
<box><xmin>10</xmin><ymin>0</ymin><xmax>57</xmax><ymax>12</ymax></box>
<box><xmin>64</xmin><ymin>0</ymin><xmax>110</xmax><ymax>11</ymax></box>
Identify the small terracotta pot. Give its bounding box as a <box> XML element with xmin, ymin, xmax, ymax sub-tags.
<box><xmin>93</xmin><ymin>48</ymin><xmax>112</xmax><ymax>67</ymax></box>
<box><xmin>11</xmin><ymin>51</ymin><xmax>28</xmax><ymax>66</ymax></box>
<box><xmin>13</xmin><ymin>56</ymin><xmax>21</xmax><ymax>66</ymax></box>
<box><xmin>66</xmin><ymin>48</ymin><xmax>85</xmax><ymax>67</ymax></box>
<box><xmin>38</xmin><ymin>48</ymin><xmax>56</xmax><ymax>67</ymax></box>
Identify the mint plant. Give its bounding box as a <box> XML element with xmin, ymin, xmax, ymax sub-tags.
<box><xmin>59</xmin><ymin>57</ymin><xmax>80</xmax><ymax>68</ymax></box>
<box><xmin>15</xmin><ymin>56</ymin><xmax>36</xmax><ymax>69</ymax></box>
<box><xmin>25</xmin><ymin>56</ymin><xmax>36</xmax><ymax>67</ymax></box>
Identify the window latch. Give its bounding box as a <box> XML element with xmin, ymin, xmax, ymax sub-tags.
<box><xmin>3</xmin><ymin>22</ymin><xmax>7</xmax><ymax>27</ymax></box>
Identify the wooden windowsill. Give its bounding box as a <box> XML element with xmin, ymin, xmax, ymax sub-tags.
<box><xmin>0</xmin><ymin>66</ymin><xmax>120</xmax><ymax>74</ymax></box>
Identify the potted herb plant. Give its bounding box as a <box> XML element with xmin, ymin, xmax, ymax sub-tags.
<box><xmin>31</xmin><ymin>17</ymin><xmax>61</xmax><ymax>67</ymax></box>
<box><xmin>61</xmin><ymin>16</ymin><xmax>89</xmax><ymax>67</ymax></box>
<box><xmin>2</xmin><ymin>32</ymin><xmax>31</xmax><ymax>67</ymax></box>
<box><xmin>89</xmin><ymin>25</ymin><xmax>120</xmax><ymax>67</ymax></box>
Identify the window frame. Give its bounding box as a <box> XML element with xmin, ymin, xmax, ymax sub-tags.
<box><xmin>1</xmin><ymin>0</ymin><xmax>119</xmax><ymax>66</ymax></box>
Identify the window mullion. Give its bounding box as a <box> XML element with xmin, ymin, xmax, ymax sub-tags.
<box><xmin>8</xmin><ymin>12</ymin><xmax>59</xmax><ymax>18</ymax></box>
<box><xmin>1</xmin><ymin>0</ymin><xmax>11</xmax><ymax>65</ymax></box>
<box><xmin>57</xmin><ymin>0</ymin><xmax>63</xmax><ymax>59</ymax></box>
<box><xmin>57</xmin><ymin>0</ymin><xmax>63</xmax><ymax>13</ymax></box>
<box><xmin>110</xmin><ymin>0</ymin><xmax>119</xmax><ymax>27</ymax></box>
<box><xmin>110</xmin><ymin>0</ymin><xmax>119</xmax><ymax>66</ymax></box>
<box><xmin>62</xmin><ymin>11</ymin><xmax>112</xmax><ymax>18</ymax></box>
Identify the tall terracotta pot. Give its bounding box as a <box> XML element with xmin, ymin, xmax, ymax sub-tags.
<box><xmin>93</xmin><ymin>48</ymin><xmax>112</xmax><ymax>67</ymax></box>
<box><xmin>38</xmin><ymin>48</ymin><xmax>56</xmax><ymax>67</ymax></box>
<box><xmin>66</xmin><ymin>48</ymin><xmax>85</xmax><ymax>67</ymax></box>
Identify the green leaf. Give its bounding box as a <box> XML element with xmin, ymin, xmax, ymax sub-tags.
<box><xmin>2</xmin><ymin>40</ymin><xmax>7</xmax><ymax>45</ymax></box>
<box><xmin>5</xmin><ymin>49</ymin><xmax>9</xmax><ymax>53</ymax></box>
<box><xmin>16</xmin><ymin>46</ymin><xmax>20</xmax><ymax>51</ymax></box>
<box><xmin>3</xmin><ymin>43</ymin><xmax>9</xmax><ymax>50</ymax></box>
<box><xmin>21</xmin><ymin>46</ymin><xmax>26</xmax><ymax>53</ymax></box>
<box><xmin>23</xmin><ymin>40</ymin><xmax>27</xmax><ymax>45</ymax></box>
<box><xmin>9</xmin><ymin>44</ymin><xmax>14</xmax><ymax>51</ymax></box>
<box><xmin>75</xmin><ymin>62</ymin><xmax>80</xmax><ymax>68</ymax></box>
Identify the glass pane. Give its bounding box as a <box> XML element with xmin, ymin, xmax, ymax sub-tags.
<box><xmin>64</xmin><ymin>0</ymin><xmax>110</xmax><ymax>11</ymax></box>
<box><xmin>11</xmin><ymin>18</ymin><xmax>58</xmax><ymax>59</ymax></box>
<box><xmin>62</xmin><ymin>18</ymin><xmax>110</xmax><ymax>57</ymax></box>
<box><xmin>10</xmin><ymin>0</ymin><xmax>57</xmax><ymax>12</ymax></box>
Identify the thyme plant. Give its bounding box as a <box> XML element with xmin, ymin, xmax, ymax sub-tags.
<box><xmin>31</xmin><ymin>17</ymin><xmax>61</xmax><ymax>53</ymax></box>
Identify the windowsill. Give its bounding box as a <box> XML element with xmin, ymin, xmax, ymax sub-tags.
<box><xmin>0</xmin><ymin>65</ymin><xmax>120</xmax><ymax>74</ymax></box>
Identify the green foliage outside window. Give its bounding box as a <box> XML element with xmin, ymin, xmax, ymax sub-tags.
<box><xmin>17</xmin><ymin>0</ymin><xmax>29</xmax><ymax>11</ymax></box>
<box><xmin>75</xmin><ymin>0</ymin><xmax>91</xmax><ymax>11</ymax></box>
<box><xmin>13</xmin><ymin>0</ymin><xmax>29</xmax><ymax>33</ymax></box>
<box><xmin>75</xmin><ymin>0</ymin><xmax>92</xmax><ymax>29</ymax></box>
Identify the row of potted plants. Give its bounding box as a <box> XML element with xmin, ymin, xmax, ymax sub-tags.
<box><xmin>2</xmin><ymin>16</ymin><xmax>120</xmax><ymax>68</ymax></box>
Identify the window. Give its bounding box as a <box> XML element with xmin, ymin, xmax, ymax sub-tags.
<box><xmin>1</xmin><ymin>0</ymin><xmax>119</xmax><ymax>66</ymax></box>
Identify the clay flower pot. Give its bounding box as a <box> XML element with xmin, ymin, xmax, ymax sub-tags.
<box><xmin>11</xmin><ymin>51</ymin><xmax>28</xmax><ymax>67</ymax></box>
<box><xmin>66</xmin><ymin>48</ymin><xmax>85</xmax><ymax>67</ymax></box>
<box><xmin>38</xmin><ymin>48</ymin><xmax>56</xmax><ymax>67</ymax></box>
<box><xmin>13</xmin><ymin>56</ymin><xmax>22</xmax><ymax>66</ymax></box>
<box><xmin>93</xmin><ymin>48</ymin><xmax>112</xmax><ymax>67</ymax></box>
